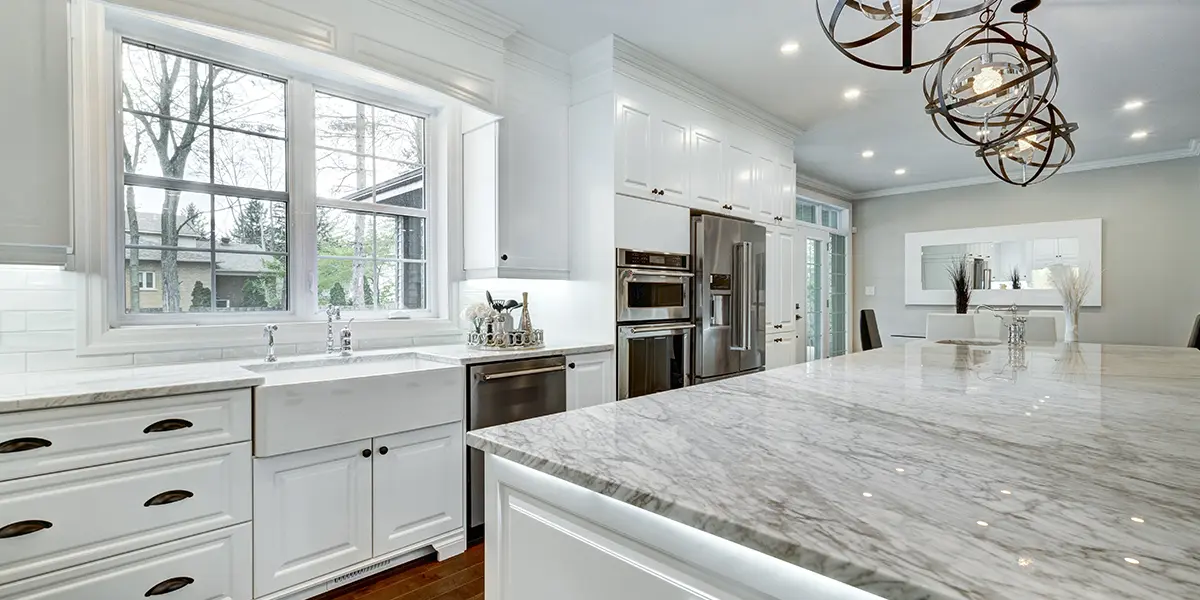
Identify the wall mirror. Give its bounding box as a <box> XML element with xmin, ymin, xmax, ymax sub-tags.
<box><xmin>906</xmin><ymin>219</ymin><xmax>1102</xmax><ymax>307</ymax></box>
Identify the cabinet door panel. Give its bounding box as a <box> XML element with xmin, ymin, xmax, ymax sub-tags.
<box><xmin>756</xmin><ymin>155</ymin><xmax>777</xmax><ymax>222</ymax></box>
<box><xmin>566</xmin><ymin>352</ymin><xmax>614</xmax><ymax>411</ymax></box>
<box><xmin>726</xmin><ymin>143</ymin><xmax>756</xmax><ymax>216</ymax></box>
<box><xmin>615</xmin><ymin>99</ymin><xmax>654</xmax><ymax>199</ymax></box>
<box><xmin>779</xmin><ymin>162</ymin><xmax>796</xmax><ymax>226</ymax></box>
<box><xmin>764</xmin><ymin>229</ymin><xmax>779</xmax><ymax>328</ymax></box>
<box><xmin>253</xmin><ymin>441</ymin><xmax>373</xmax><ymax>596</ymax></box>
<box><xmin>778</xmin><ymin>230</ymin><xmax>796</xmax><ymax>332</ymax></box>
<box><xmin>653</xmin><ymin>113</ymin><xmax>690</xmax><ymax>203</ymax></box>
<box><xmin>690</xmin><ymin>129</ymin><xmax>726</xmax><ymax>209</ymax></box>
<box><xmin>373</xmin><ymin>424</ymin><xmax>464</xmax><ymax>555</ymax></box>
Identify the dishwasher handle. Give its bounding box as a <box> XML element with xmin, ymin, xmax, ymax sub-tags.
<box><xmin>476</xmin><ymin>365</ymin><xmax>566</xmax><ymax>381</ymax></box>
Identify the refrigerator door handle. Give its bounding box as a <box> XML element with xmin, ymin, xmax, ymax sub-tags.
<box><xmin>730</xmin><ymin>241</ymin><xmax>752</xmax><ymax>351</ymax></box>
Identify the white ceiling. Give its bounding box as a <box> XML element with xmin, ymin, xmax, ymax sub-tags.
<box><xmin>472</xmin><ymin>0</ymin><xmax>1200</xmax><ymax>197</ymax></box>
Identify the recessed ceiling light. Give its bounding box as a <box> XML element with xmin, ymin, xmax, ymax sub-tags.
<box><xmin>843</xmin><ymin>88</ymin><xmax>862</xmax><ymax>100</ymax></box>
<box><xmin>862</xmin><ymin>492</ymin><xmax>873</xmax><ymax>497</ymax></box>
<box><xmin>780</xmin><ymin>41</ymin><xmax>801</xmax><ymax>55</ymax></box>
<box><xmin>1123</xmin><ymin>100</ymin><xmax>1145</xmax><ymax>111</ymax></box>
<box><xmin>1131</xmin><ymin>517</ymin><xmax>1145</xmax><ymax>523</ymax></box>
<box><xmin>1131</xmin><ymin>130</ymin><xmax>1149</xmax><ymax>140</ymax></box>
<box><xmin>861</xmin><ymin>150</ymin><xmax>875</xmax><ymax>158</ymax></box>
<box><xmin>1124</xmin><ymin>557</ymin><xmax>1141</xmax><ymax>565</ymax></box>
<box><xmin>894</xmin><ymin>168</ymin><xmax>907</xmax><ymax>175</ymax></box>
<box><xmin>976</xmin><ymin>521</ymin><xmax>989</xmax><ymax>527</ymax></box>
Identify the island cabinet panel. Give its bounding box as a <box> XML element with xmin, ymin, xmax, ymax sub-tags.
<box><xmin>372</xmin><ymin>424</ymin><xmax>464</xmax><ymax>555</ymax></box>
<box><xmin>253</xmin><ymin>440</ymin><xmax>374</xmax><ymax>596</ymax></box>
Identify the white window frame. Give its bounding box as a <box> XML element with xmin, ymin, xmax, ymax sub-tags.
<box><xmin>71</xmin><ymin>2</ymin><xmax>461</xmax><ymax>355</ymax></box>
<box><xmin>137</xmin><ymin>270</ymin><xmax>156</xmax><ymax>290</ymax></box>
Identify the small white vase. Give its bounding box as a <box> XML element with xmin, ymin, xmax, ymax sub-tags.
<box><xmin>1063</xmin><ymin>306</ymin><xmax>1080</xmax><ymax>343</ymax></box>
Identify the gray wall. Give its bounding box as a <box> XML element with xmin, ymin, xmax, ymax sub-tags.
<box><xmin>853</xmin><ymin>157</ymin><xmax>1200</xmax><ymax>348</ymax></box>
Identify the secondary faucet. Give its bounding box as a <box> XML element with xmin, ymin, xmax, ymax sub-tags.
<box><xmin>975</xmin><ymin>304</ymin><xmax>1027</xmax><ymax>347</ymax></box>
<box><xmin>340</xmin><ymin>318</ymin><xmax>355</xmax><ymax>357</ymax></box>
<box><xmin>325</xmin><ymin>305</ymin><xmax>341</xmax><ymax>354</ymax></box>
<box><xmin>263</xmin><ymin>324</ymin><xmax>279</xmax><ymax>363</ymax></box>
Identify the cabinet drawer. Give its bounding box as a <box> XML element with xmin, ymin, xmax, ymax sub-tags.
<box><xmin>0</xmin><ymin>389</ymin><xmax>251</xmax><ymax>482</ymax></box>
<box><xmin>0</xmin><ymin>443</ymin><xmax>251</xmax><ymax>583</ymax></box>
<box><xmin>0</xmin><ymin>523</ymin><xmax>251</xmax><ymax>600</ymax></box>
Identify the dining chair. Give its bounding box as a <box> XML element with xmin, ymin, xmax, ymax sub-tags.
<box><xmin>1023</xmin><ymin>316</ymin><xmax>1059</xmax><ymax>343</ymax></box>
<box><xmin>1188</xmin><ymin>315</ymin><xmax>1200</xmax><ymax>350</ymax></box>
<box><xmin>1029</xmin><ymin>310</ymin><xmax>1065</xmax><ymax>342</ymax></box>
<box><xmin>926</xmin><ymin>314</ymin><xmax>975</xmax><ymax>341</ymax></box>
<box><xmin>860</xmin><ymin>309</ymin><xmax>883</xmax><ymax>351</ymax></box>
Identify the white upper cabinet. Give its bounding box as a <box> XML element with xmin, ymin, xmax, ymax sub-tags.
<box><xmin>725</xmin><ymin>138</ymin><xmax>757</xmax><ymax>218</ymax></box>
<box><xmin>615</xmin><ymin>95</ymin><xmax>656</xmax><ymax>199</ymax></box>
<box><xmin>0</xmin><ymin>0</ymin><xmax>71</xmax><ymax>265</ymax></box>
<box><xmin>779</xmin><ymin>161</ymin><xmax>796</xmax><ymax>227</ymax></box>
<box><xmin>689</xmin><ymin>118</ymin><xmax>727</xmax><ymax>211</ymax></box>
<box><xmin>756</xmin><ymin>154</ymin><xmax>778</xmax><ymax>223</ymax></box>
<box><xmin>651</xmin><ymin>98</ymin><xmax>690</xmax><ymax>204</ymax></box>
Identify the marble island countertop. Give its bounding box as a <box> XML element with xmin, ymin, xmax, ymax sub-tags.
<box><xmin>467</xmin><ymin>342</ymin><xmax>1200</xmax><ymax>600</ymax></box>
<box><xmin>0</xmin><ymin>340</ymin><xmax>612</xmax><ymax>414</ymax></box>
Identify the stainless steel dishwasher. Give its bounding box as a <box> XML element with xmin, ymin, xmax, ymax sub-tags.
<box><xmin>467</xmin><ymin>355</ymin><xmax>567</xmax><ymax>528</ymax></box>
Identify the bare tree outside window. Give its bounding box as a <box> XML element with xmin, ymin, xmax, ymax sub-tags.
<box><xmin>121</xmin><ymin>42</ymin><xmax>288</xmax><ymax>314</ymax></box>
<box><xmin>315</xmin><ymin>92</ymin><xmax>427</xmax><ymax>311</ymax></box>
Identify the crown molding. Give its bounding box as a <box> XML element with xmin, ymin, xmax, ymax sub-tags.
<box><xmin>609</xmin><ymin>36</ymin><xmax>802</xmax><ymax>147</ymax></box>
<box><xmin>851</xmin><ymin>140</ymin><xmax>1200</xmax><ymax>200</ymax></box>
<box><xmin>794</xmin><ymin>172</ymin><xmax>853</xmax><ymax>201</ymax></box>
<box><xmin>369</xmin><ymin>0</ymin><xmax>518</xmax><ymax>53</ymax></box>
<box><xmin>503</xmin><ymin>33</ymin><xmax>571</xmax><ymax>83</ymax></box>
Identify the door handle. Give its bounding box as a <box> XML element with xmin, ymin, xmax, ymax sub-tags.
<box><xmin>477</xmin><ymin>365</ymin><xmax>566</xmax><ymax>381</ymax></box>
<box><xmin>627</xmin><ymin>323</ymin><xmax>696</xmax><ymax>335</ymax></box>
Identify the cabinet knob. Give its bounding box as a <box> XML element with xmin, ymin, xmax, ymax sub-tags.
<box><xmin>657</xmin><ymin>189</ymin><xmax>666</xmax><ymax>196</ymax></box>
<box><xmin>378</xmin><ymin>446</ymin><xmax>389</xmax><ymax>455</ymax></box>
<box><xmin>568</xmin><ymin>362</ymin><xmax>576</xmax><ymax>369</ymax></box>
<box><xmin>500</xmin><ymin>254</ymin><xmax>508</xmax><ymax>261</ymax></box>
<box><xmin>651</xmin><ymin>188</ymin><xmax>660</xmax><ymax>195</ymax></box>
<box><xmin>362</xmin><ymin>449</ymin><xmax>372</xmax><ymax>458</ymax></box>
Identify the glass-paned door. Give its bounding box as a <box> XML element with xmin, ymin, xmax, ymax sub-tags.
<box><xmin>798</xmin><ymin>227</ymin><xmax>830</xmax><ymax>362</ymax></box>
<box><xmin>829</xmin><ymin>234</ymin><xmax>848</xmax><ymax>357</ymax></box>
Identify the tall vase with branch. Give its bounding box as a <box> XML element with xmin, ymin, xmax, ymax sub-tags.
<box><xmin>946</xmin><ymin>255</ymin><xmax>972</xmax><ymax>314</ymax></box>
<box><xmin>1049</xmin><ymin>266</ymin><xmax>1094</xmax><ymax>343</ymax></box>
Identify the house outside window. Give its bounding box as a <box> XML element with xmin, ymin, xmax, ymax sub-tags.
<box><xmin>137</xmin><ymin>271</ymin><xmax>156</xmax><ymax>290</ymax></box>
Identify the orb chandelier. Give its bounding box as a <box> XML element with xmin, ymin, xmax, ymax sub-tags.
<box><xmin>923</xmin><ymin>1</ymin><xmax>1059</xmax><ymax>148</ymax></box>
<box><xmin>976</xmin><ymin>98</ymin><xmax>1079</xmax><ymax>186</ymax></box>
<box><xmin>817</xmin><ymin>0</ymin><xmax>1002</xmax><ymax>73</ymax></box>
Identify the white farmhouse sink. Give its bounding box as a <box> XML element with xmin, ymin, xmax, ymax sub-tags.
<box><xmin>248</xmin><ymin>353</ymin><xmax>465</xmax><ymax>457</ymax></box>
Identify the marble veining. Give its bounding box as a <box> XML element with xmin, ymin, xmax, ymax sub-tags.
<box><xmin>468</xmin><ymin>342</ymin><xmax>1200</xmax><ymax>600</ymax></box>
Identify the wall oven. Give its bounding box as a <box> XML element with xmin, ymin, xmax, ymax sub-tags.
<box><xmin>616</xmin><ymin>249</ymin><xmax>692</xmax><ymax>323</ymax></box>
<box><xmin>617</xmin><ymin>322</ymin><xmax>693</xmax><ymax>400</ymax></box>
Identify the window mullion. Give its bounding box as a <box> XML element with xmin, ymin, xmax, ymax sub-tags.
<box><xmin>289</xmin><ymin>79</ymin><xmax>319</xmax><ymax>317</ymax></box>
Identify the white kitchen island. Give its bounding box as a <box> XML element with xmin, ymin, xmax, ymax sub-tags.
<box><xmin>467</xmin><ymin>342</ymin><xmax>1200</xmax><ymax>600</ymax></box>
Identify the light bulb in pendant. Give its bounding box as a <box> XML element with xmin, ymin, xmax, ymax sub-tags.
<box><xmin>891</xmin><ymin>0</ymin><xmax>942</xmax><ymax>27</ymax></box>
<box><xmin>973</xmin><ymin>67</ymin><xmax>1004</xmax><ymax>96</ymax></box>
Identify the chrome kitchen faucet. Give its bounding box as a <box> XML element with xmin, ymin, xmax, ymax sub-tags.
<box><xmin>326</xmin><ymin>305</ymin><xmax>341</xmax><ymax>354</ymax></box>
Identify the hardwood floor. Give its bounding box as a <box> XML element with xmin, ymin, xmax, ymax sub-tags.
<box><xmin>315</xmin><ymin>543</ymin><xmax>484</xmax><ymax>600</ymax></box>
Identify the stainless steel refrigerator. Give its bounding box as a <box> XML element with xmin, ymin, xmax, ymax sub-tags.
<box><xmin>692</xmin><ymin>214</ymin><xmax>766</xmax><ymax>384</ymax></box>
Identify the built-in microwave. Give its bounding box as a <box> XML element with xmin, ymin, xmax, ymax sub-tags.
<box><xmin>616</xmin><ymin>249</ymin><xmax>692</xmax><ymax>323</ymax></box>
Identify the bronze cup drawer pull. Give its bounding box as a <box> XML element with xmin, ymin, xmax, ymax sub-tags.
<box><xmin>0</xmin><ymin>437</ymin><xmax>52</xmax><ymax>454</ymax></box>
<box><xmin>144</xmin><ymin>577</ymin><xmax>195</xmax><ymax>596</ymax></box>
<box><xmin>144</xmin><ymin>490</ymin><xmax>194</xmax><ymax>507</ymax></box>
<box><xmin>0</xmin><ymin>520</ymin><xmax>53</xmax><ymax>539</ymax></box>
<box><xmin>143</xmin><ymin>419</ymin><xmax>194</xmax><ymax>434</ymax></box>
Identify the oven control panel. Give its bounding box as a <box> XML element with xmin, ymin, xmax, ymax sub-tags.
<box><xmin>617</xmin><ymin>249</ymin><xmax>690</xmax><ymax>271</ymax></box>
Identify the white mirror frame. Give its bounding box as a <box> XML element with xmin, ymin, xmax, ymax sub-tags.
<box><xmin>905</xmin><ymin>218</ymin><xmax>1102</xmax><ymax>307</ymax></box>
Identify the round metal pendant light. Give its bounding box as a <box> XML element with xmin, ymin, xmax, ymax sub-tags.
<box><xmin>817</xmin><ymin>0</ymin><xmax>1002</xmax><ymax>73</ymax></box>
<box><xmin>923</xmin><ymin>4</ymin><xmax>1059</xmax><ymax>148</ymax></box>
<box><xmin>976</xmin><ymin>98</ymin><xmax>1079</xmax><ymax>186</ymax></box>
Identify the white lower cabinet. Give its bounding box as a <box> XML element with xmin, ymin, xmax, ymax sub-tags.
<box><xmin>253</xmin><ymin>440</ymin><xmax>374</xmax><ymax>596</ymax></box>
<box><xmin>0</xmin><ymin>524</ymin><xmax>252</xmax><ymax>600</ymax></box>
<box><xmin>766</xmin><ymin>336</ymin><xmax>797</xmax><ymax>370</ymax></box>
<box><xmin>0</xmin><ymin>442</ymin><xmax>251</xmax><ymax>584</ymax></box>
<box><xmin>566</xmin><ymin>352</ymin><xmax>615</xmax><ymax>411</ymax></box>
<box><xmin>373</xmin><ymin>424</ymin><xmax>463</xmax><ymax>555</ymax></box>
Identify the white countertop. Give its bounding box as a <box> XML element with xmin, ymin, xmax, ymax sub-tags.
<box><xmin>0</xmin><ymin>340</ymin><xmax>613</xmax><ymax>414</ymax></box>
<box><xmin>467</xmin><ymin>342</ymin><xmax>1200</xmax><ymax>600</ymax></box>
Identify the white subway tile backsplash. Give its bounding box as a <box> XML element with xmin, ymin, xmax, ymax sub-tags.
<box><xmin>133</xmin><ymin>348</ymin><xmax>226</xmax><ymax>366</ymax></box>
<box><xmin>25</xmin><ymin>350</ymin><xmax>134</xmax><ymax>373</ymax></box>
<box><xmin>0</xmin><ymin>271</ymin><xmax>26</xmax><ymax>289</ymax></box>
<box><xmin>0</xmin><ymin>353</ymin><xmax>26</xmax><ymax>374</ymax></box>
<box><xmin>24</xmin><ymin>270</ymin><xmax>74</xmax><ymax>290</ymax></box>
<box><xmin>221</xmin><ymin>344</ymin><xmax>298</xmax><ymax>360</ymax></box>
<box><xmin>0</xmin><ymin>330</ymin><xmax>75</xmax><ymax>352</ymax></box>
<box><xmin>1</xmin><ymin>313</ymin><xmax>27</xmax><ymax>333</ymax></box>
<box><xmin>26</xmin><ymin>311</ymin><xmax>74</xmax><ymax>331</ymax></box>
<box><xmin>0</xmin><ymin>290</ymin><xmax>75</xmax><ymax>311</ymax></box>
